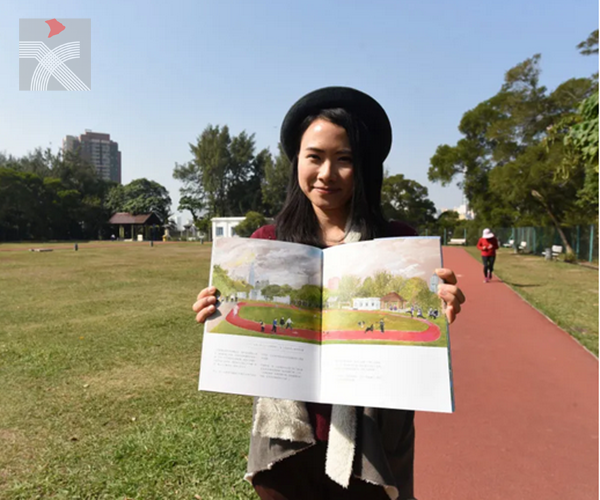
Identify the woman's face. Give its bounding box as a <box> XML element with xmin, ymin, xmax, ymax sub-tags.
<box><xmin>297</xmin><ymin>118</ymin><xmax>354</xmax><ymax>216</ymax></box>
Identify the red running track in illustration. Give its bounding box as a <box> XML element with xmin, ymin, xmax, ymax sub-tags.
<box><xmin>223</xmin><ymin>302</ymin><xmax>440</xmax><ymax>342</ymax></box>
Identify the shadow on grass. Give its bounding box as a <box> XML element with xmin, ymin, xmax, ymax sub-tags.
<box><xmin>502</xmin><ymin>281</ymin><xmax>541</xmax><ymax>288</ymax></box>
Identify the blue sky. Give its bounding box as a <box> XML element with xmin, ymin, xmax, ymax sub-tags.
<box><xmin>1</xmin><ymin>0</ymin><xmax>597</xmax><ymax>221</ymax></box>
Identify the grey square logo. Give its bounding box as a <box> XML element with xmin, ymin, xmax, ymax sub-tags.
<box><xmin>19</xmin><ymin>18</ymin><xmax>91</xmax><ymax>91</ymax></box>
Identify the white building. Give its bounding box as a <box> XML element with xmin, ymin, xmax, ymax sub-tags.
<box><xmin>438</xmin><ymin>203</ymin><xmax>475</xmax><ymax>221</ymax></box>
<box><xmin>211</xmin><ymin>217</ymin><xmax>246</xmax><ymax>240</ymax></box>
<box><xmin>352</xmin><ymin>297</ymin><xmax>381</xmax><ymax>310</ymax></box>
<box><xmin>273</xmin><ymin>296</ymin><xmax>291</xmax><ymax>305</ymax></box>
<box><xmin>249</xmin><ymin>289</ymin><xmax>266</xmax><ymax>301</ymax></box>
<box><xmin>211</xmin><ymin>216</ymin><xmax>274</xmax><ymax>240</ymax></box>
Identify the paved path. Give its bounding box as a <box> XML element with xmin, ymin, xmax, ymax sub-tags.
<box><xmin>415</xmin><ymin>247</ymin><xmax>598</xmax><ymax>499</ymax></box>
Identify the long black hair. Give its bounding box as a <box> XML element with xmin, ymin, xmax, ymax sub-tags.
<box><xmin>275</xmin><ymin>108</ymin><xmax>388</xmax><ymax>247</ymax></box>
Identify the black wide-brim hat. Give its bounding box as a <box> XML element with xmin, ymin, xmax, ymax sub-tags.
<box><xmin>280</xmin><ymin>86</ymin><xmax>392</xmax><ymax>164</ymax></box>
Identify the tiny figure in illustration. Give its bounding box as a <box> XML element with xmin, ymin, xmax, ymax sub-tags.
<box><xmin>417</xmin><ymin>307</ymin><xmax>424</xmax><ymax>319</ymax></box>
<box><xmin>286</xmin><ymin>318</ymin><xmax>293</xmax><ymax>330</ymax></box>
<box><xmin>272</xmin><ymin>319</ymin><xmax>278</xmax><ymax>333</ymax></box>
<box><xmin>379</xmin><ymin>318</ymin><xmax>385</xmax><ymax>333</ymax></box>
<box><xmin>260</xmin><ymin>320</ymin><xmax>265</xmax><ymax>332</ymax></box>
<box><xmin>409</xmin><ymin>305</ymin><xmax>414</xmax><ymax>318</ymax></box>
<box><xmin>365</xmin><ymin>324</ymin><xmax>374</xmax><ymax>333</ymax></box>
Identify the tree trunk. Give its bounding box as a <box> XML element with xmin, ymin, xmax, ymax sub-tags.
<box><xmin>532</xmin><ymin>190</ymin><xmax>575</xmax><ymax>256</ymax></box>
<box><xmin>543</xmin><ymin>203</ymin><xmax>575</xmax><ymax>255</ymax></box>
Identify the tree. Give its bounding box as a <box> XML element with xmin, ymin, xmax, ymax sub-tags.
<box><xmin>262</xmin><ymin>143</ymin><xmax>290</xmax><ymax>216</ymax></box>
<box><xmin>194</xmin><ymin>217</ymin><xmax>212</xmax><ymax>240</ymax></box>
<box><xmin>173</xmin><ymin>160</ymin><xmax>206</xmax><ymax>221</ymax></box>
<box><xmin>562</xmin><ymin>92</ymin><xmax>599</xmax><ymax>212</ymax></box>
<box><xmin>225</xmin><ymin>132</ymin><xmax>268</xmax><ymax>215</ymax></box>
<box><xmin>178</xmin><ymin>194</ymin><xmax>204</xmax><ymax>222</ymax></box>
<box><xmin>107</xmin><ymin>178</ymin><xmax>172</xmax><ymax>223</ymax></box>
<box><xmin>381</xmin><ymin>173</ymin><xmax>436</xmax><ymax>229</ymax></box>
<box><xmin>0</xmin><ymin>148</ymin><xmax>115</xmax><ymax>241</ymax></box>
<box><xmin>234</xmin><ymin>211</ymin><xmax>267</xmax><ymax>237</ymax></box>
<box><xmin>577</xmin><ymin>29</ymin><xmax>599</xmax><ymax>56</ymax></box>
<box><xmin>262</xmin><ymin>284</ymin><xmax>283</xmax><ymax>301</ymax></box>
<box><xmin>436</xmin><ymin>210</ymin><xmax>460</xmax><ymax>230</ymax></box>
<box><xmin>337</xmin><ymin>275</ymin><xmax>361</xmax><ymax>303</ymax></box>
<box><xmin>357</xmin><ymin>276</ymin><xmax>375</xmax><ymax>297</ymax></box>
<box><xmin>0</xmin><ymin>168</ymin><xmax>46</xmax><ymax>240</ymax></box>
<box><xmin>176</xmin><ymin>125</ymin><xmax>268</xmax><ymax>218</ymax></box>
<box><xmin>428</xmin><ymin>50</ymin><xmax>597</xmax><ymax>229</ymax></box>
<box><xmin>291</xmin><ymin>284</ymin><xmax>322</xmax><ymax>308</ymax></box>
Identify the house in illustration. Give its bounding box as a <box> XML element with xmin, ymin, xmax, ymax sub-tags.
<box><xmin>381</xmin><ymin>292</ymin><xmax>406</xmax><ymax>310</ymax></box>
<box><xmin>352</xmin><ymin>297</ymin><xmax>381</xmax><ymax>310</ymax></box>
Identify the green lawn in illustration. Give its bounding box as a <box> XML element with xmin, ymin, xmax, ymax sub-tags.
<box><xmin>323</xmin><ymin>309</ymin><xmax>431</xmax><ymax>332</ymax></box>
<box><xmin>322</xmin><ymin>309</ymin><xmax>448</xmax><ymax>347</ymax></box>
<box><xmin>238</xmin><ymin>305</ymin><xmax>321</xmax><ymax>331</ymax></box>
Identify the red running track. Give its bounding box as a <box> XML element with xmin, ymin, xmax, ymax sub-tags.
<box><xmin>225</xmin><ymin>302</ymin><xmax>441</xmax><ymax>342</ymax></box>
<box><xmin>414</xmin><ymin>247</ymin><xmax>598</xmax><ymax>499</ymax></box>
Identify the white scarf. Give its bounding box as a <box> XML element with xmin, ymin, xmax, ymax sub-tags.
<box><xmin>252</xmin><ymin>222</ymin><xmax>362</xmax><ymax>488</ymax></box>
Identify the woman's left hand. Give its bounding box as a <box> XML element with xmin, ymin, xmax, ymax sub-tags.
<box><xmin>435</xmin><ymin>268</ymin><xmax>466</xmax><ymax>324</ymax></box>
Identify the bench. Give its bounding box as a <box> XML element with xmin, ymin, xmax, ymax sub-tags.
<box><xmin>551</xmin><ymin>245</ymin><xmax>563</xmax><ymax>259</ymax></box>
<box><xmin>448</xmin><ymin>238</ymin><xmax>466</xmax><ymax>245</ymax></box>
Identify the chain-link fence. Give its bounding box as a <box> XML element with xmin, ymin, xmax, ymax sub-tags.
<box><xmin>424</xmin><ymin>224</ymin><xmax>598</xmax><ymax>262</ymax></box>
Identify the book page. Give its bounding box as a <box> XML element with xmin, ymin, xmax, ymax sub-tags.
<box><xmin>199</xmin><ymin>237</ymin><xmax>323</xmax><ymax>402</ymax></box>
<box><xmin>320</xmin><ymin>237</ymin><xmax>453</xmax><ymax>412</ymax></box>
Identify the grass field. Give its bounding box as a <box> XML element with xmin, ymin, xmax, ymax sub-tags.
<box><xmin>0</xmin><ymin>242</ymin><xmax>256</xmax><ymax>499</ymax></box>
<box><xmin>1</xmin><ymin>241</ymin><xmax>596</xmax><ymax>498</ymax></box>
<box><xmin>465</xmin><ymin>247</ymin><xmax>599</xmax><ymax>356</ymax></box>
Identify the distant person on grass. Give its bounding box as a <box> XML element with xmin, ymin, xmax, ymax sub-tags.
<box><xmin>193</xmin><ymin>87</ymin><xmax>466</xmax><ymax>500</ymax></box>
<box><xmin>477</xmin><ymin>228</ymin><xmax>499</xmax><ymax>283</ymax></box>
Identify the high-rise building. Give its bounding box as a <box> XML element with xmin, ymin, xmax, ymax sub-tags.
<box><xmin>62</xmin><ymin>130</ymin><xmax>122</xmax><ymax>183</ymax></box>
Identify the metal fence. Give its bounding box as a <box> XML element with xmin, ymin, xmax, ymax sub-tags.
<box><xmin>424</xmin><ymin>224</ymin><xmax>598</xmax><ymax>262</ymax></box>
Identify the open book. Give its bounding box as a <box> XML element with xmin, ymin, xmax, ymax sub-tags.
<box><xmin>199</xmin><ymin>236</ymin><xmax>454</xmax><ymax>413</ymax></box>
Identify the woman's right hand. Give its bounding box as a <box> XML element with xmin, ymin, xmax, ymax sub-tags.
<box><xmin>193</xmin><ymin>286</ymin><xmax>218</xmax><ymax>323</ymax></box>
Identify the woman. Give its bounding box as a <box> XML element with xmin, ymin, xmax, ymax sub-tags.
<box><xmin>193</xmin><ymin>87</ymin><xmax>466</xmax><ymax>500</ymax></box>
<box><xmin>476</xmin><ymin>228</ymin><xmax>499</xmax><ymax>283</ymax></box>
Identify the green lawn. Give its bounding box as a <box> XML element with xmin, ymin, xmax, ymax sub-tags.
<box><xmin>464</xmin><ymin>247</ymin><xmax>599</xmax><ymax>356</ymax></box>
<box><xmin>0</xmin><ymin>242</ymin><xmax>255</xmax><ymax>499</ymax></box>
<box><xmin>1</xmin><ymin>241</ymin><xmax>595</xmax><ymax>498</ymax></box>
<box><xmin>239</xmin><ymin>305</ymin><xmax>321</xmax><ymax>331</ymax></box>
